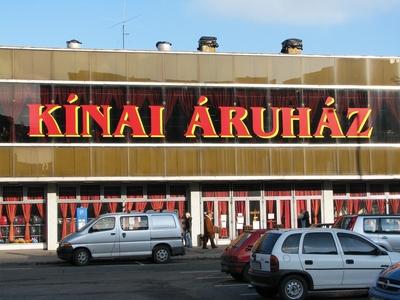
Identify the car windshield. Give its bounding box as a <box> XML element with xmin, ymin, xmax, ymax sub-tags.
<box><xmin>230</xmin><ymin>232</ymin><xmax>251</xmax><ymax>248</ymax></box>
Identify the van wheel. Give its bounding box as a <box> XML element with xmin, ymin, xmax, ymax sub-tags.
<box><xmin>279</xmin><ymin>275</ymin><xmax>308</xmax><ymax>300</ymax></box>
<box><xmin>73</xmin><ymin>248</ymin><xmax>90</xmax><ymax>266</ymax></box>
<box><xmin>153</xmin><ymin>246</ymin><xmax>170</xmax><ymax>264</ymax></box>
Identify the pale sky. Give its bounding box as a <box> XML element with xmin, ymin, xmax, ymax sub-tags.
<box><xmin>1</xmin><ymin>0</ymin><xmax>400</xmax><ymax>56</ymax></box>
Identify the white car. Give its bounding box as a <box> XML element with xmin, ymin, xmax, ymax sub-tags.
<box><xmin>248</xmin><ymin>228</ymin><xmax>400</xmax><ymax>300</ymax></box>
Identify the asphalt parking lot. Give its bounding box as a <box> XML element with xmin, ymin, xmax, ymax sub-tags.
<box><xmin>0</xmin><ymin>259</ymin><xmax>369</xmax><ymax>300</ymax></box>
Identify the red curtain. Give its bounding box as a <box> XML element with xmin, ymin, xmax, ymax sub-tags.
<box><xmin>206</xmin><ymin>201</ymin><xmax>214</xmax><ymax>214</ymax></box>
<box><xmin>59</xmin><ymin>203</ymin><xmax>68</xmax><ymax>239</ymax></box>
<box><xmin>92</xmin><ymin>203</ymin><xmax>102</xmax><ymax>217</ymax></box>
<box><xmin>311</xmin><ymin>200</ymin><xmax>320</xmax><ymax>224</ymax></box>
<box><xmin>6</xmin><ymin>204</ymin><xmax>17</xmax><ymax>241</ymax></box>
<box><xmin>353</xmin><ymin>200</ymin><xmax>360</xmax><ymax>214</ymax></box>
<box><xmin>334</xmin><ymin>199</ymin><xmax>344</xmax><ymax>216</ymax></box>
<box><xmin>36</xmin><ymin>204</ymin><xmax>44</xmax><ymax>219</ymax></box>
<box><xmin>296</xmin><ymin>200</ymin><xmax>307</xmax><ymax>215</ymax></box>
<box><xmin>280</xmin><ymin>200</ymin><xmax>291</xmax><ymax>228</ymax></box>
<box><xmin>135</xmin><ymin>202</ymin><xmax>147</xmax><ymax>212</ymax></box>
<box><xmin>22</xmin><ymin>204</ymin><xmax>32</xmax><ymax>240</ymax></box>
<box><xmin>218</xmin><ymin>201</ymin><xmax>228</xmax><ymax>237</ymax></box>
<box><xmin>377</xmin><ymin>200</ymin><xmax>386</xmax><ymax>215</ymax></box>
<box><xmin>125</xmin><ymin>202</ymin><xmax>134</xmax><ymax>212</ymax></box>
<box><xmin>364</xmin><ymin>199</ymin><xmax>373</xmax><ymax>214</ymax></box>
<box><xmin>390</xmin><ymin>200</ymin><xmax>400</xmax><ymax>214</ymax></box>
<box><xmin>69</xmin><ymin>203</ymin><xmax>77</xmax><ymax>233</ymax></box>
<box><xmin>178</xmin><ymin>201</ymin><xmax>185</xmax><ymax>218</ymax></box>
<box><xmin>347</xmin><ymin>200</ymin><xmax>354</xmax><ymax>214</ymax></box>
<box><xmin>150</xmin><ymin>201</ymin><xmax>164</xmax><ymax>211</ymax></box>
<box><xmin>108</xmin><ymin>202</ymin><xmax>118</xmax><ymax>213</ymax></box>
<box><xmin>166</xmin><ymin>201</ymin><xmax>176</xmax><ymax>211</ymax></box>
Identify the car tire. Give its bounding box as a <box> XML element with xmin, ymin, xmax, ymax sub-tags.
<box><xmin>279</xmin><ymin>275</ymin><xmax>308</xmax><ymax>300</ymax></box>
<box><xmin>242</xmin><ymin>263</ymin><xmax>251</xmax><ymax>282</ymax></box>
<box><xmin>255</xmin><ymin>287</ymin><xmax>277</xmax><ymax>298</ymax></box>
<box><xmin>153</xmin><ymin>245</ymin><xmax>171</xmax><ymax>264</ymax></box>
<box><xmin>73</xmin><ymin>248</ymin><xmax>90</xmax><ymax>266</ymax></box>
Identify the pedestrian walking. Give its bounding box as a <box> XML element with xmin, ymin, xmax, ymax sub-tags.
<box><xmin>203</xmin><ymin>211</ymin><xmax>217</xmax><ymax>249</ymax></box>
<box><xmin>183</xmin><ymin>212</ymin><xmax>192</xmax><ymax>248</ymax></box>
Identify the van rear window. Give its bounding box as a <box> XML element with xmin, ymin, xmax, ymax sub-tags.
<box><xmin>253</xmin><ymin>232</ymin><xmax>281</xmax><ymax>254</ymax></box>
<box><xmin>151</xmin><ymin>215</ymin><xmax>176</xmax><ymax>229</ymax></box>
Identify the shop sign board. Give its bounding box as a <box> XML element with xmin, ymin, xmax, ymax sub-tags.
<box><xmin>27</xmin><ymin>94</ymin><xmax>373</xmax><ymax>140</ymax></box>
<box><xmin>76</xmin><ymin>207</ymin><xmax>88</xmax><ymax>231</ymax></box>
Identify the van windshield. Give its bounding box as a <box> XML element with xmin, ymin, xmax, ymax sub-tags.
<box><xmin>77</xmin><ymin>218</ymin><xmax>97</xmax><ymax>232</ymax></box>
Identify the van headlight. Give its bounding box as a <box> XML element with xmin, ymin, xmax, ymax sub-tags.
<box><xmin>59</xmin><ymin>242</ymin><xmax>72</xmax><ymax>248</ymax></box>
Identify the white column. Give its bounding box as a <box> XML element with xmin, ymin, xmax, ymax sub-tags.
<box><xmin>46</xmin><ymin>183</ymin><xmax>58</xmax><ymax>251</ymax></box>
<box><xmin>190</xmin><ymin>183</ymin><xmax>201</xmax><ymax>247</ymax></box>
<box><xmin>322</xmin><ymin>182</ymin><xmax>334</xmax><ymax>224</ymax></box>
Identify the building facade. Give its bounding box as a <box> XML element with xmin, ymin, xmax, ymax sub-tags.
<box><xmin>0</xmin><ymin>46</ymin><xmax>400</xmax><ymax>250</ymax></box>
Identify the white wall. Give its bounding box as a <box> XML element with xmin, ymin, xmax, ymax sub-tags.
<box><xmin>190</xmin><ymin>183</ymin><xmax>201</xmax><ymax>247</ymax></box>
<box><xmin>46</xmin><ymin>183</ymin><xmax>58</xmax><ymax>250</ymax></box>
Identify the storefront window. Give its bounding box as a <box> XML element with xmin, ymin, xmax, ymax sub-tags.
<box><xmin>0</xmin><ymin>186</ymin><xmax>46</xmax><ymax>244</ymax></box>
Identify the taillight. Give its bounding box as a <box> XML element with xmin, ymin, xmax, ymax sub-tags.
<box><xmin>270</xmin><ymin>255</ymin><xmax>279</xmax><ymax>272</ymax></box>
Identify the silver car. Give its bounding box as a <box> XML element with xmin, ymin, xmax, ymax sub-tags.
<box><xmin>333</xmin><ymin>215</ymin><xmax>400</xmax><ymax>252</ymax></box>
<box><xmin>57</xmin><ymin>212</ymin><xmax>185</xmax><ymax>265</ymax></box>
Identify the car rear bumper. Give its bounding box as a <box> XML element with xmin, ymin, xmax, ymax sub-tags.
<box><xmin>57</xmin><ymin>246</ymin><xmax>74</xmax><ymax>261</ymax></box>
<box><xmin>249</xmin><ymin>269</ymin><xmax>282</xmax><ymax>289</ymax></box>
<box><xmin>221</xmin><ymin>260</ymin><xmax>246</xmax><ymax>274</ymax></box>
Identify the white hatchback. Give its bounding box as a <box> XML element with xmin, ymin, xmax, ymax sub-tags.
<box><xmin>248</xmin><ymin>228</ymin><xmax>400</xmax><ymax>300</ymax></box>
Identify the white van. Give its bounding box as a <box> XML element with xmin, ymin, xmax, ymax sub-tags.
<box><xmin>57</xmin><ymin>212</ymin><xmax>185</xmax><ymax>265</ymax></box>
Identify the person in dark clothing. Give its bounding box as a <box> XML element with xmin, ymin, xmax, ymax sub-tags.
<box><xmin>203</xmin><ymin>211</ymin><xmax>217</xmax><ymax>249</ymax></box>
<box><xmin>183</xmin><ymin>212</ymin><xmax>192</xmax><ymax>248</ymax></box>
<box><xmin>302</xmin><ymin>210</ymin><xmax>311</xmax><ymax>228</ymax></box>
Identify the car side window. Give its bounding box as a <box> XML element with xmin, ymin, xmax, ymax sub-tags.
<box><xmin>282</xmin><ymin>234</ymin><xmax>301</xmax><ymax>254</ymax></box>
<box><xmin>91</xmin><ymin>217</ymin><xmax>115</xmax><ymax>232</ymax></box>
<box><xmin>303</xmin><ymin>233</ymin><xmax>337</xmax><ymax>255</ymax></box>
<box><xmin>381</xmin><ymin>218</ymin><xmax>400</xmax><ymax>234</ymax></box>
<box><xmin>363</xmin><ymin>218</ymin><xmax>378</xmax><ymax>233</ymax></box>
<box><xmin>338</xmin><ymin>232</ymin><xmax>378</xmax><ymax>255</ymax></box>
<box><xmin>120</xmin><ymin>216</ymin><xmax>149</xmax><ymax>231</ymax></box>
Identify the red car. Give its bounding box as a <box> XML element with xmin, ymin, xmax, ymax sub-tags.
<box><xmin>221</xmin><ymin>229</ymin><xmax>267</xmax><ymax>282</ymax></box>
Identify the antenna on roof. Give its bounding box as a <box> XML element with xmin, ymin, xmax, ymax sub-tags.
<box><xmin>109</xmin><ymin>0</ymin><xmax>140</xmax><ymax>49</ymax></box>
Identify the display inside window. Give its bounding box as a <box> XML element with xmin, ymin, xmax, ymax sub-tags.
<box><xmin>0</xmin><ymin>186</ymin><xmax>46</xmax><ymax>244</ymax></box>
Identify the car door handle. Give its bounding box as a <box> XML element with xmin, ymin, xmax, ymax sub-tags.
<box><xmin>381</xmin><ymin>265</ymin><xmax>389</xmax><ymax>268</ymax></box>
<box><xmin>122</xmin><ymin>232</ymin><xmax>126</xmax><ymax>238</ymax></box>
<box><xmin>346</xmin><ymin>259</ymin><xmax>354</xmax><ymax>264</ymax></box>
<box><xmin>305</xmin><ymin>260</ymin><xmax>313</xmax><ymax>265</ymax></box>
<box><xmin>382</xmin><ymin>236</ymin><xmax>388</xmax><ymax>239</ymax></box>
<box><xmin>110</xmin><ymin>233</ymin><xmax>116</xmax><ymax>236</ymax></box>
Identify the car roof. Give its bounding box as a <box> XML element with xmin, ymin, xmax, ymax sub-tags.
<box><xmin>99</xmin><ymin>212</ymin><xmax>177</xmax><ymax>217</ymax></box>
<box><xmin>338</xmin><ymin>215</ymin><xmax>400</xmax><ymax>218</ymax></box>
<box><xmin>266</xmin><ymin>228</ymin><xmax>362</xmax><ymax>235</ymax></box>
